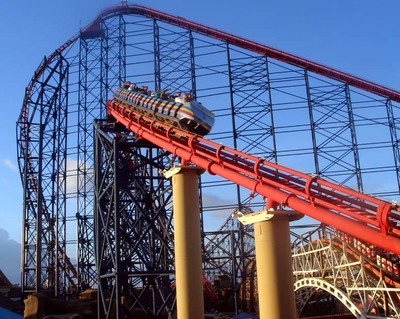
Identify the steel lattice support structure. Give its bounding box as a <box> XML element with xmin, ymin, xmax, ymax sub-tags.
<box><xmin>16</xmin><ymin>54</ymin><xmax>72</xmax><ymax>295</ymax></box>
<box><xmin>16</xmin><ymin>4</ymin><xmax>400</xmax><ymax>317</ymax></box>
<box><xmin>202</xmin><ymin>207</ymin><xmax>255</xmax><ymax>313</ymax></box>
<box><xmin>292</xmin><ymin>226</ymin><xmax>400</xmax><ymax>318</ymax></box>
<box><xmin>94</xmin><ymin>120</ymin><xmax>175</xmax><ymax>317</ymax></box>
<box><xmin>237</xmin><ymin>224</ymin><xmax>400</xmax><ymax>317</ymax></box>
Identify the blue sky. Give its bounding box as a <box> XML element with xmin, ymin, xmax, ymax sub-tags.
<box><xmin>0</xmin><ymin>0</ymin><xmax>399</xmax><ymax>284</ymax></box>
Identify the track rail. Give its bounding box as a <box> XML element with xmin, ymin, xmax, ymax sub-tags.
<box><xmin>82</xmin><ymin>4</ymin><xmax>400</xmax><ymax>102</ymax></box>
<box><xmin>18</xmin><ymin>3</ymin><xmax>400</xmax><ymax>295</ymax></box>
<box><xmin>107</xmin><ymin>99</ymin><xmax>400</xmax><ymax>254</ymax></box>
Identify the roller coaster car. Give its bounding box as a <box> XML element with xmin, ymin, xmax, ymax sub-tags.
<box><xmin>112</xmin><ymin>86</ymin><xmax>215</xmax><ymax>136</ymax></box>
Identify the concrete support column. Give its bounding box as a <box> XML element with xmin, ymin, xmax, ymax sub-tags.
<box><xmin>235</xmin><ymin>209</ymin><xmax>302</xmax><ymax>319</ymax></box>
<box><xmin>254</xmin><ymin>215</ymin><xmax>296</xmax><ymax>319</ymax></box>
<box><xmin>164</xmin><ymin>166</ymin><xmax>204</xmax><ymax>319</ymax></box>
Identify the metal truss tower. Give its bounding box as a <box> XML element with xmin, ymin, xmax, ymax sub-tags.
<box><xmin>16</xmin><ymin>4</ymin><xmax>400</xmax><ymax>316</ymax></box>
<box><xmin>94</xmin><ymin>120</ymin><xmax>175</xmax><ymax>317</ymax></box>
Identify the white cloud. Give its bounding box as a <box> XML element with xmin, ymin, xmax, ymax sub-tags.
<box><xmin>202</xmin><ymin>193</ymin><xmax>237</xmax><ymax>218</ymax></box>
<box><xmin>64</xmin><ymin>158</ymin><xmax>94</xmax><ymax>195</ymax></box>
<box><xmin>201</xmin><ymin>194</ymin><xmax>238</xmax><ymax>232</ymax></box>
<box><xmin>2</xmin><ymin>159</ymin><xmax>17</xmax><ymax>172</ymax></box>
<box><xmin>0</xmin><ymin>228</ymin><xmax>21</xmax><ymax>285</ymax></box>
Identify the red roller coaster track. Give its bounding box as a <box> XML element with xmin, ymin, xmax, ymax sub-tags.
<box><xmin>83</xmin><ymin>5</ymin><xmax>400</xmax><ymax>103</ymax></box>
<box><xmin>107</xmin><ymin>99</ymin><xmax>400</xmax><ymax>254</ymax></box>
<box><xmin>25</xmin><ymin>4</ymin><xmax>400</xmax><ymax>112</ymax></box>
<box><xmin>20</xmin><ymin>4</ymin><xmax>400</xmax><ymax>289</ymax></box>
<box><xmin>25</xmin><ymin>5</ymin><xmax>400</xmax><ymax>114</ymax></box>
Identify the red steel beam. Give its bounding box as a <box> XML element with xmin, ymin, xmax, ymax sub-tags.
<box><xmin>107</xmin><ymin>100</ymin><xmax>400</xmax><ymax>254</ymax></box>
<box><xmin>82</xmin><ymin>4</ymin><xmax>400</xmax><ymax>103</ymax></box>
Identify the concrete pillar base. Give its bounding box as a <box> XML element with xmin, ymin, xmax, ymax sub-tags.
<box><xmin>164</xmin><ymin>166</ymin><xmax>205</xmax><ymax>319</ymax></box>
